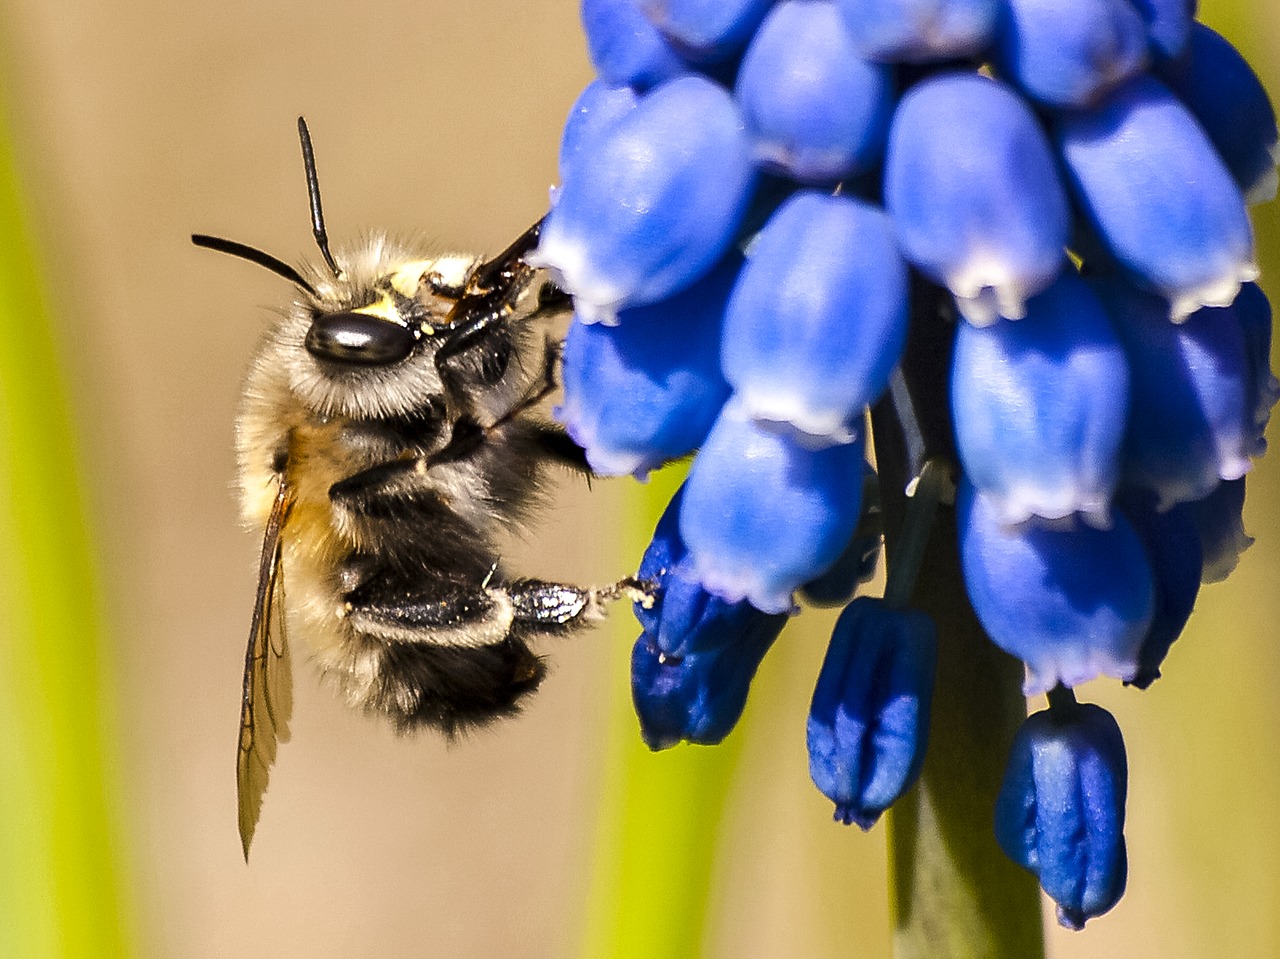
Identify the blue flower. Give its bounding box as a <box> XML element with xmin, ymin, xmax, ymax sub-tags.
<box><xmin>722</xmin><ymin>190</ymin><xmax>908</xmax><ymax>445</ymax></box>
<box><xmin>532</xmin><ymin>74</ymin><xmax>756</xmax><ymax>323</ymax></box>
<box><xmin>735</xmin><ymin>1</ymin><xmax>896</xmax><ymax>184</ymax></box>
<box><xmin>807</xmin><ymin>597</ymin><xmax>937</xmax><ymax>829</ymax></box>
<box><xmin>581</xmin><ymin>0</ymin><xmax>688</xmax><ymax>90</ymax></box>
<box><xmin>951</xmin><ymin>271</ymin><xmax>1129</xmax><ymax>527</ymax></box>
<box><xmin>1055</xmin><ymin>75</ymin><xmax>1257</xmax><ymax>322</ymax></box>
<box><xmin>884</xmin><ymin>72</ymin><xmax>1070</xmax><ymax>324</ymax></box>
<box><xmin>558</xmin><ymin>79</ymin><xmax>639</xmax><ymax>181</ymax></box>
<box><xmin>957</xmin><ymin>479</ymin><xmax>1155</xmax><ymax>693</ymax></box>
<box><xmin>836</xmin><ymin>0</ymin><xmax>1000</xmax><ymax>63</ymax></box>
<box><xmin>995</xmin><ymin>700</ymin><xmax>1128</xmax><ymax>930</ymax></box>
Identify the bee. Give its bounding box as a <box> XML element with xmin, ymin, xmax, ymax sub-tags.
<box><xmin>194</xmin><ymin>118</ymin><xmax>645</xmax><ymax>859</ymax></box>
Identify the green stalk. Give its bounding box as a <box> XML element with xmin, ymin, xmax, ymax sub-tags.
<box><xmin>577</xmin><ymin>468</ymin><xmax>744</xmax><ymax>959</ymax></box>
<box><xmin>873</xmin><ymin>290</ymin><xmax>1044</xmax><ymax>959</ymax></box>
<box><xmin>0</xmin><ymin>102</ymin><xmax>131</xmax><ymax>958</ymax></box>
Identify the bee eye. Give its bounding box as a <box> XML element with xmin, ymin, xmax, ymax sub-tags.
<box><xmin>305</xmin><ymin>312</ymin><xmax>417</xmax><ymax>365</ymax></box>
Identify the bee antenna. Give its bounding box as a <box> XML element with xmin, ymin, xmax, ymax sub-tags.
<box><xmin>191</xmin><ymin>233</ymin><xmax>319</xmax><ymax>298</ymax></box>
<box><xmin>297</xmin><ymin>116</ymin><xmax>343</xmax><ymax>280</ymax></box>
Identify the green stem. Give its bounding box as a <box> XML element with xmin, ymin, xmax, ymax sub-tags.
<box><xmin>873</xmin><ymin>282</ymin><xmax>1044</xmax><ymax>959</ymax></box>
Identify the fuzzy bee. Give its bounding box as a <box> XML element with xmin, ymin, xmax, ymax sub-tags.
<box><xmin>194</xmin><ymin>119</ymin><xmax>644</xmax><ymax>858</ymax></box>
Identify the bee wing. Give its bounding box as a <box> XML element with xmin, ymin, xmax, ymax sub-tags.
<box><xmin>237</xmin><ymin>479</ymin><xmax>294</xmax><ymax>860</ymax></box>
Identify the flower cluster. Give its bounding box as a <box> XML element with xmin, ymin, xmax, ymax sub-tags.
<box><xmin>534</xmin><ymin>0</ymin><xmax>1277</xmax><ymax>929</ymax></box>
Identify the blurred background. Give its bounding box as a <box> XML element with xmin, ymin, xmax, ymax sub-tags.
<box><xmin>0</xmin><ymin>1</ymin><xmax>1277</xmax><ymax>957</ymax></box>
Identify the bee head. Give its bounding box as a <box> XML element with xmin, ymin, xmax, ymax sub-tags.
<box><xmin>305</xmin><ymin>309</ymin><xmax>419</xmax><ymax>365</ymax></box>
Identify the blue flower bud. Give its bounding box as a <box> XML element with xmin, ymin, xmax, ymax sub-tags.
<box><xmin>1129</xmin><ymin>0</ymin><xmax>1193</xmax><ymax>61</ymax></box>
<box><xmin>991</xmin><ymin>0</ymin><xmax>1148</xmax><ymax>107</ymax></box>
<box><xmin>532</xmin><ymin>75</ymin><xmax>756</xmax><ymax>323</ymax></box>
<box><xmin>884</xmin><ymin>72</ymin><xmax>1070</xmax><ymax>325</ymax></box>
<box><xmin>557</xmin><ymin>255</ymin><xmax>736</xmax><ymax>478</ymax></box>
<box><xmin>836</xmin><ymin>0</ymin><xmax>1000</xmax><ymax>63</ymax></box>
<box><xmin>1092</xmin><ymin>277</ymin><xmax>1259</xmax><ymax>510</ymax></box>
<box><xmin>722</xmin><ymin>192</ymin><xmax>908</xmax><ymax>445</ymax></box>
<box><xmin>638</xmin><ymin>0</ymin><xmax>776</xmax><ymax>62</ymax></box>
<box><xmin>807</xmin><ymin>597</ymin><xmax>937</xmax><ymax>829</ymax></box>
<box><xmin>1116</xmin><ymin>491</ymin><xmax>1202</xmax><ymax>689</ymax></box>
<box><xmin>581</xmin><ymin>0</ymin><xmax>688</xmax><ymax>90</ymax></box>
<box><xmin>1157</xmin><ymin>22</ymin><xmax>1278</xmax><ymax>204</ymax></box>
<box><xmin>734</xmin><ymin>1</ymin><xmax>895</xmax><ymax>183</ymax></box>
<box><xmin>558</xmin><ymin>79</ymin><xmax>639</xmax><ymax>181</ymax></box>
<box><xmin>1186</xmin><ymin>478</ymin><xmax>1253</xmax><ymax>584</ymax></box>
<box><xmin>995</xmin><ymin>703</ymin><xmax>1128</xmax><ymax>930</ymax></box>
<box><xmin>957</xmin><ymin>479</ymin><xmax>1155</xmax><ymax>693</ymax></box>
<box><xmin>680</xmin><ymin>399</ymin><xmax>866</xmax><ymax>614</ymax></box>
<box><xmin>631</xmin><ymin>487</ymin><xmax>787</xmax><ymax>748</ymax></box>
<box><xmin>951</xmin><ymin>271</ymin><xmax>1129</xmax><ymax>527</ymax></box>
<box><xmin>1055</xmin><ymin>76</ymin><xmax>1257</xmax><ymax>322</ymax></box>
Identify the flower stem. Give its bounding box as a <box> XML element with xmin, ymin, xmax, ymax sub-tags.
<box><xmin>872</xmin><ymin>284</ymin><xmax>1044</xmax><ymax>959</ymax></box>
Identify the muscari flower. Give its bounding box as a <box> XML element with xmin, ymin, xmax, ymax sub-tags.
<box><xmin>551</xmin><ymin>0</ymin><xmax>1275</xmax><ymax>927</ymax></box>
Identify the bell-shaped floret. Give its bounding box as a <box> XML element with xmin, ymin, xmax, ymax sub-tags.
<box><xmin>532</xmin><ymin>75</ymin><xmax>756</xmax><ymax>323</ymax></box>
<box><xmin>581</xmin><ymin>0</ymin><xmax>688</xmax><ymax>90</ymax></box>
<box><xmin>1093</xmin><ymin>278</ymin><xmax>1258</xmax><ymax>510</ymax></box>
<box><xmin>991</xmin><ymin>0</ymin><xmax>1148</xmax><ymax>107</ymax></box>
<box><xmin>836</xmin><ymin>0</ymin><xmax>1000</xmax><ymax>63</ymax></box>
<box><xmin>1055</xmin><ymin>75</ymin><xmax>1256</xmax><ymax>322</ymax></box>
<box><xmin>722</xmin><ymin>192</ymin><xmax>908</xmax><ymax>445</ymax></box>
<box><xmin>734</xmin><ymin>2</ymin><xmax>895</xmax><ymax>183</ymax></box>
<box><xmin>557</xmin><ymin>255</ymin><xmax>736</xmax><ymax>478</ymax></box>
<box><xmin>631</xmin><ymin>486</ymin><xmax>787</xmax><ymax>748</ymax></box>
<box><xmin>957</xmin><ymin>480</ymin><xmax>1155</xmax><ymax>694</ymax></box>
<box><xmin>680</xmin><ymin>399</ymin><xmax>866</xmax><ymax>614</ymax></box>
<box><xmin>995</xmin><ymin>702</ymin><xmax>1128</xmax><ymax>930</ymax></box>
<box><xmin>1185</xmin><ymin>478</ymin><xmax>1253</xmax><ymax>584</ymax></box>
<box><xmin>559</xmin><ymin>80</ymin><xmax>639</xmax><ymax>180</ymax></box>
<box><xmin>807</xmin><ymin>597</ymin><xmax>937</xmax><ymax>829</ymax></box>
<box><xmin>884</xmin><ymin>72</ymin><xmax>1070</xmax><ymax>325</ymax></box>
<box><xmin>637</xmin><ymin>0</ymin><xmax>776</xmax><ymax>62</ymax></box>
<box><xmin>951</xmin><ymin>271</ymin><xmax>1129</xmax><ymax>527</ymax></box>
<box><xmin>1157</xmin><ymin>22</ymin><xmax>1278</xmax><ymax>204</ymax></box>
<box><xmin>1116</xmin><ymin>491</ymin><xmax>1202</xmax><ymax>689</ymax></box>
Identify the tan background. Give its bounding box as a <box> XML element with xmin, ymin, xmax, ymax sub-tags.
<box><xmin>2</xmin><ymin>1</ymin><xmax>1278</xmax><ymax>957</ymax></box>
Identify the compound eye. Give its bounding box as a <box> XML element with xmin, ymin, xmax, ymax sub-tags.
<box><xmin>305</xmin><ymin>311</ymin><xmax>416</xmax><ymax>365</ymax></box>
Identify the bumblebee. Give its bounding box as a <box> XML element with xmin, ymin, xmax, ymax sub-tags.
<box><xmin>194</xmin><ymin>119</ymin><xmax>643</xmax><ymax>858</ymax></box>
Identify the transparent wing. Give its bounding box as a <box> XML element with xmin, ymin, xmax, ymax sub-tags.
<box><xmin>237</xmin><ymin>479</ymin><xmax>294</xmax><ymax>860</ymax></box>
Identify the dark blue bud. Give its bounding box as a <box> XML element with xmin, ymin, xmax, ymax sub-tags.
<box><xmin>1235</xmin><ymin>282</ymin><xmax>1279</xmax><ymax>438</ymax></box>
<box><xmin>995</xmin><ymin>703</ymin><xmax>1128</xmax><ymax>930</ymax></box>
<box><xmin>1055</xmin><ymin>75</ymin><xmax>1256</xmax><ymax>322</ymax></box>
<box><xmin>957</xmin><ymin>479</ymin><xmax>1154</xmax><ymax>693</ymax></box>
<box><xmin>1186</xmin><ymin>478</ymin><xmax>1253</xmax><ymax>584</ymax></box>
<box><xmin>557</xmin><ymin>255</ymin><xmax>736</xmax><ymax>478</ymax></box>
<box><xmin>631</xmin><ymin>487</ymin><xmax>787</xmax><ymax>748</ymax></box>
<box><xmin>1129</xmin><ymin>0</ymin><xmax>1193</xmax><ymax>60</ymax></box>
<box><xmin>722</xmin><ymin>191</ymin><xmax>908</xmax><ymax>445</ymax></box>
<box><xmin>807</xmin><ymin>597</ymin><xmax>937</xmax><ymax>829</ymax></box>
<box><xmin>734</xmin><ymin>1</ymin><xmax>895</xmax><ymax>183</ymax></box>
<box><xmin>1157</xmin><ymin>22</ymin><xmax>1278</xmax><ymax>204</ymax></box>
<box><xmin>836</xmin><ymin>0</ymin><xmax>1000</xmax><ymax>63</ymax></box>
<box><xmin>991</xmin><ymin>0</ymin><xmax>1148</xmax><ymax>107</ymax></box>
<box><xmin>532</xmin><ymin>75</ymin><xmax>756</xmax><ymax>323</ymax></box>
<box><xmin>1115</xmin><ymin>491</ymin><xmax>1202</xmax><ymax>689</ymax></box>
<box><xmin>884</xmin><ymin>72</ymin><xmax>1070</xmax><ymax>324</ymax></box>
<box><xmin>558</xmin><ymin>80</ymin><xmax>639</xmax><ymax>181</ymax></box>
<box><xmin>581</xmin><ymin>0</ymin><xmax>688</xmax><ymax>90</ymax></box>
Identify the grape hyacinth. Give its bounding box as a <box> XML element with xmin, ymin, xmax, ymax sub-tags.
<box><xmin>543</xmin><ymin>0</ymin><xmax>1277</xmax><ymax>940</ymax></box>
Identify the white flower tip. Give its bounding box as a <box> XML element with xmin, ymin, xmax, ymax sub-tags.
<box><xmin>1167</xmin><ymin>265</ymin><xmax>1258</xmax><ymax>323</ymax></box>
<box><xmin>948</xmin><ymin>263</ymin><xmax>1037</xmax><ymax>325</ymax></box>
<box><xmin>527</xmin><ymin>237</ymin><xmax>624</xmax><ymax>325</ymax></box>
<box><xmin>1022</xmin><ymin>649</ymin><xmax>1139</xmax><ymax>697</ymax></box>
<box><xmin>734</xmin><ymin>391</ymin><xmax>860</xmax><ymax>450</ymax></box>
<box><xmin>691</xmin><ymin>556</ymin><xmax>795</xmax><ymax>616</ymax></box>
